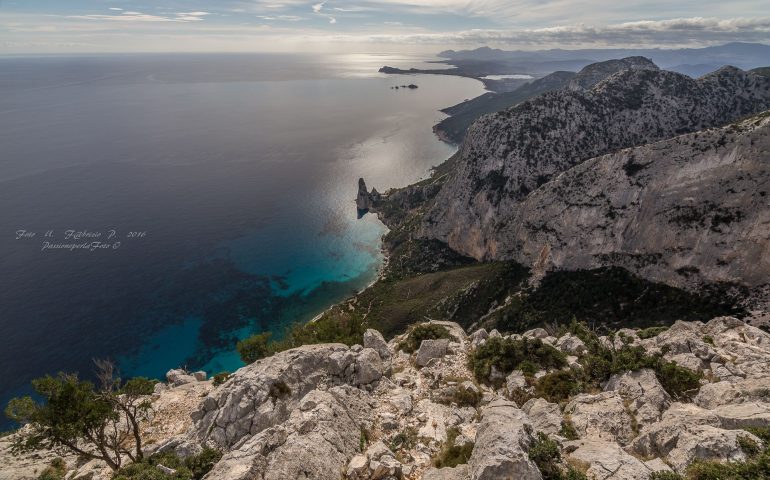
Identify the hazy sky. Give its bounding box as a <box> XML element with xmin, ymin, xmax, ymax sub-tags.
<box><xmin>1</xmin><ymin>0</ymin><xmax>769</xmax><ymax>54</ymax></box>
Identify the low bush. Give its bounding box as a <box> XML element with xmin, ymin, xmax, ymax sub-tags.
<box><xmin>112</xmin><ymin>448</ymin><xmax>222</xmax><ymax>480</ymax></box>
<box><xmin>119</xmin><ymin>377</ymin><xmax>158</xmax><ymax>396</ymax></box>
<box><xmin>389</xmin><ymin>427</ymin><xmax>417</xmax><ymax>452</ymax></box>
<box><xmin>212</xmin><ymin>372</ymin><xmax>231</xmax><ymax>386</ymax></box>
<box><xmin>649</xmin><ymin>473</ymin><xmax>683</xmax><ymax>480</ymax></box>
<box><xmin>469</xmin><ymin>337</ymin><xmax>566</xmax><ymax>384</ymax></box>
<box><xmin>38</xmin><ymin>458</ymin><xmax>67</xmax><ymax>480</ymax></box>
<box><xmin>398</xmin><ymin>324</ymin><xmax>454</xmax><ymax>353</ymax></box>
<box><xmin>433</xmin><ymin>427</ymin><xmax>473</xmax><ymax>468</ymax></box>
<box><xmin>435</xmin><ymin>383</ymin><xmax>482</xmax><ymax>408</ymax></box>
<box><xmin>637</xmin><ymin>326</ymin><xmax>669</xmax><ymax>339</ymax></box>
<box><xmin>528</xmin><ymin>432</ymin><xmax>588</xmax><ymax>480</ymax></box>
<box><xmin>236</xmin><ymin>332</ymin><xmax>273</xmax><ymax>364</ymax></box>
<box><xmin>535</xmin><ymin>370</ymin><xmax>583</xmax><ymax>403</ymax></box>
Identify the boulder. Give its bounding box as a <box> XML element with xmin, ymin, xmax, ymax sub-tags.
<box><xmin>468</xmin><ymin>399</ymin><xmax>542</xmax><ymax>480</ymax></box>
<box><xmin>694</xmin><ymin>377</ymin><xmax>770</xmax><ymax>409</ymax></box>
<box><xmin>712</xmin><ymin>402</ymin><xmax>770</xmax><ymax>429</ymax></box>
<box><xmin>665</xmin><ymin>425</ymin><xmax>761</xmax><ymax>473</ymax></box>
<box><xmin>356</xmin><ymin>348</ymin><xmax>384</xmax><ymax>385</ymax></box>
<box><xmin>564</xmin><ymin>392</ymin><xmax>636</xmax><ymax>445</ymax></box>
<box><xmin>555</xmin><ymin>334</ymin><xmax>587</xmax><ymax>356</ymax></box>
<box><xmin>203</xmin><ymin>387</ymin><xmax>370</xmax><ymax>480</ymax></box>
<box><xmin>416</xmin><ymin>339</ymin><xmax>450</xmax><ymax>367</ymax></box>
<box><xmin>565</xmin><ymin>439</ymin><xmax>653</xmax><ymax>479</ymax></box>
<box><xmin>364</xmin><ymin>329</ymin><xmax>391</xmax><ymax>360</ymax></box>
<box><xmin>364</xmin><ymin>441</ymin><xmax>402</xmax><ymax>480</ymax></box>
<box><xmin>630</xmin><ymin>402</ymin><xmax>720</xmax><ymax>458</ymax></box>
<box><xmin>470</xmin><ymin>329</ymin><xmax>489</xmax><ymax>349</ymax></box>
<box><xmin>423</xmin><ymin>464</ymin><xmax>469</xmax><ymax>480</ymax></box>
<box><xmin>521</xmin><ymin>398</ymin><xmax>563</xmax><ymax>436</ymax></box>
<box><xmin>193</xmin><ymin>371</ymin><xmax>207</xmax><ymax>382</ymax></box>
<box><xmin>166</xmin><ymin>369</ymin><xmax>197</xmax><ymax>387</ymax></box>
<box><xmin>523</xmin><ymin>328</ymin><xmax>549</xmax><ymax>340</ymax></box>
<box><xmin>604</xmin><ymin>369</ymin><xmax>670</xmax><ymax>427</ymax></box>
<box><xmin>346</xmin><ymin>454</ymin><xmax>369</xmax><ymax>479</ymax></box>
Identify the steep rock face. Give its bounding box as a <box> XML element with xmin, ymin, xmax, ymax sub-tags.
<box><xmin>500</xmin><ymin>113</ymin><xmax>770</xmax><ymax>299</ymax></box>
<box><xmin>188</xmin><ymin>344</ymin><xmax>383</xmax><ymax>449</ymax></box>
<box><xmin>421</xmin><ymin>67</ymin><xmax>770</xmax><ymax>269</ymax></box>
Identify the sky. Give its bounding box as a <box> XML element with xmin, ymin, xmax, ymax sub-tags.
<box><xmin>1</xmin><ymin>0</ymin><xmax>769</xmax><ymax>54</ymax></box>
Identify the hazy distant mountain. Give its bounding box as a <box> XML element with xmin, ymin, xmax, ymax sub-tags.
<box><xmin>439</xmin><ymin>42</ymin><xmax>770</xmax><ymax>73</ymax></box>
<box><xmin>434</xmin><ymin>57</ymin><xmax>659</xmax><ymax>144</ymax></box>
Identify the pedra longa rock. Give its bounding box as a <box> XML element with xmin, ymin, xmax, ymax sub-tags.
<box><xmin>356</xmin><ymin>178</ymin><xmax>381</xmax><ymax>216</ymax></box>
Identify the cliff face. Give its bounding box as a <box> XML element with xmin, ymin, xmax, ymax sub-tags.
<box><xmin>419</xmin><ymin>66</ymin><xmax>770</xmax><ymax>298</ymax></box>
<box><xmin>505</xmin><ymin>113</ymin><xmax>770</xmax><ymax>298</ymax></box>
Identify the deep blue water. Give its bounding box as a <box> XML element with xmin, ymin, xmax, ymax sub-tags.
<box><xmin>0</xmin><ymin>53</ymin><xmax>484</xmax><ymax>427</ymax></box>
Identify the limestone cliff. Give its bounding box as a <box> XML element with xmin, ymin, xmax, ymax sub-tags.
<box><xmin>417</xmin><ymin>66</ymin><xmax>770</xmax><ymax>305</ymax></box>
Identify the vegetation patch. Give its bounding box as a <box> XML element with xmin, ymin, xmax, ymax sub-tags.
<box><xmin>398</xmin><ymin>323</ymin><xmax>455</xmax><ymax>353</ymax></box>
<box><xmin>37</xmin><ymin>458</ymin><xmax>67</xmax><ymax>480</ymax></box>
<box><xmin>490</xmin><ymin>267</ymin><xmax>742</xmax><ymax>333</ymax></box>
<box><xmin>212</xmin><ymin>372</ymin><xmax>232</xmax><ymax>386</ymax></box>
<box><xmin>469</xmin><ymin>337</ymin><xmax>567</xmax><ymax>385</ymax></box>
<box><xmin>528</xmin><ymin>432</ymin><xmax>588</xmax><ymax>480</ymax></box>
<box><xmin>112</xmin><ymin>448</ymin><xmax>222</xmax><ymax>480</ymax></box>
<box><xmin>389</xmin><ymin>427</ymin><xmax>418</xmax><ymax>452</ymax></box>
<box><xmin>433</xmin><ymin>427</ymin><xmax>474</xmax><ymax>469</ymax></box>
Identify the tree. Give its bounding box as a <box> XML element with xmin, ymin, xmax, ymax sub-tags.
<box><xmin>4</xmin><ymin>359</ymin><xmax>155</xmax><ymax>471</ymax></box>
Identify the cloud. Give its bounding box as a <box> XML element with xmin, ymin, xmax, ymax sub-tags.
<box><xmin>355</xmin><ymin>16</ymin><xmax>770</xmax><ymax>47</ymax></box>
<box><xmin>67</xmin><ymin>10</ymin><xmax>211</xmax><ymax>23</ymax></box>
<box><xmin>311</xmin><ymin>1</ymin><xmax>337</xmax><ymax>24</ymax></box>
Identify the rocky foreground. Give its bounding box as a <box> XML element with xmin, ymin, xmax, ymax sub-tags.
<box><xmin>6</xmin><ymin>315</ymin><xmax>769</xmax><ymax>479</ymax></box>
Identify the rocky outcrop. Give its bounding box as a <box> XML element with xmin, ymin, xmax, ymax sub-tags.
<box><xmin>417</xmin><ymin>64</ymin><xmax>770</xmax><ymax>305</ymax></box>
<box><xmin>356</xmin><ymin>178</ymin><xmax>381</xmax><ymax>214</ymax></box>
<box><xmin>564</xmin><ymin>439</ymin><xmax>655</xmax><ymax>480</ymax></box>
<box><xmin>567</xmin><ymin>56</ymin><xmax>658</xmax><ymax>91</ymax></box>
<box><xmin>189</xmin><ymin>343</ymin><xmax>383</xmax><ymax>449</ymax></box>
<box><xmin>6</xmin><ymin>317</ymin><xmax>768</xmax><ymax>480</ymax></box>
<box><xmin>468</xmin><ymin>399</ymin><xmax>541</xmax><ymax>480</ymax></box>
<box><xmin>205</xmin><ymin>387</ymin><xmax>371</xmax><ymax>480</ymax></box>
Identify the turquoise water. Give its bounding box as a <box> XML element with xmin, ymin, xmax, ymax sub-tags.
<box><xmin>0</xmin><ymin>54</ymin><xmax>484</xmax><ymax>422</ymax></box>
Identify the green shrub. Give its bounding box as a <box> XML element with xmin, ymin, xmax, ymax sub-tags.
<box><xmin>746</xmin><ymin>426</ymin><xmax>770</xmax><ymax>443</ymax></box>
<box><xmin>637</xmin><ymin>326</ymin><xmax>669</xmax><ymax>339</ymax></box>
<box><xmin>389</xmin><ymin>427</ymin><xmax>417</xmax><ymax>452</ymax></box>
<box><xmin>528</xmin><ymin>432</ymin><xmax>587</xmax><ymax>479</ymax></box>
<box><xmin>435</xmin><ymin>383</ymin><xmax>482</xmax><ymax>408</ymax></box>
<box><xmin>112</xmin><ymin>448</ymin><xmax>221</xmax><ymax>480</ymax></box>
<box><xmin>433</xmin><ymin>427</ymin><xmax>473</xmax><ymax>468</ymax></box>
<box><xmin>236</xmin><ymin>332</ymin><xmax>273</xmax><ymax>364</ymax></box>
<box><xmin>38</xmin><ymin>458</ymin><xmax>67</xmax><ymax>480</ymax></box>
<box><xmin>560</xmin><ymin>418</ymin><xmax>579</xmax><ymax>440</ymax></box>
<box><xmin>648</xmin><ymin>472</ymin><xmax>683</xmax><ymax>480</ymax></box>
<box><xmin>702</xmin><ymin>335</ymin><xmax>714</xmax><ymax>345</ymax></box>
<box><xmin>398</xmin><ymin>324</ymin><xmax>454</xmax><ymax>353</ymax></box>
<box><xmin>656</xmin><ymin>362</ymin><xmax>702</xmax><ymax>401</ymax></box>
<box><xmin>469</xmin><ymin>337</ymin><xmax>566</xmax><ymax>384</ymax></box>
<box><xmin>184</xmin><ymin>448</ymin><xmax>223</xmax><ymax>479</ymax></box>
<box><xmin>212</xmin><ymin>372</ymin><xmax>231</xmax><ymax>386</ymax></box>
<box><xmin>529</xmin><ymin>432</ymin><xmax>562</xmax><ymax>479</ymax></box>
<box><xmin>119</xmin><ymin>377</ymin><xmax>158</xmax><ymax>396</ymax></box>
<box><xmin>535</xmin><ymin>370</ymin><xmax>583</xmax><ymax>403</ymax></box>
<box><xmin>571</xmin><ymin>324</ymin><xmax>703</xmax><ymax>401</ymax></box>
<box><xmin>738</xmin><ymin>435</ymin><xmax>761</xmax><ymax>457</ymax></box>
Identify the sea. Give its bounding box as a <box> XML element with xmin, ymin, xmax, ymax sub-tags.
<box><xmin>0</xmin><ymin>52</ymin><xmax>484</xmax><ymax>428</ymax></box>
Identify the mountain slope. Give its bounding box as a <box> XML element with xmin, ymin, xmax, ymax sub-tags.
<box><xmin>420</xmin><ymin>67</ymin><xmax>770</xmax><ymax>267</ymax></box>
<box><xmin>434</xmin><ymin>57</ymin><xmax>658</xmax><ymax>144</ymax></box>
<box><xmin>506</xmin><ymin>111</ymin><xmax>770</xmax><ymax>303</ymax></box>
